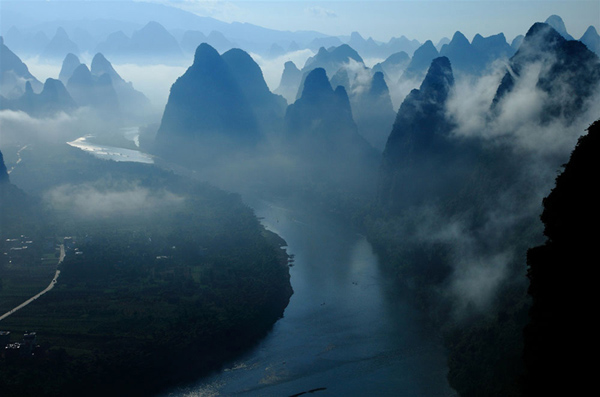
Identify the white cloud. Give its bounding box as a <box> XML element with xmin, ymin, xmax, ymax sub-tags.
<box><xmin>305</xmin><ymin>6</ymin><xmax>337</xmax><ymax>19</ymax></box>
<box><xmin>249</xmin><ymin>49</ymin><xmax>314</xmax><ymax>91</ymax></box>
<box><xmin>45</xmin><ymin>183</ymin><xmax>184</xmax><ymax>219</ymax></box>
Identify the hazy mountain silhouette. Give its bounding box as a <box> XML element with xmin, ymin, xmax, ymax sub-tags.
<box><xmin>180</xmin><ymin>30</ymin><xmax>208</xmax><ymax>54</ymax></box>
<box><xmin>95</xmin><ymin>31</ymin><xmax>130</xmax><ymax>57</ymax></box>
<box><xmin>400</xmin><ymin>40</ymin><xmax>439</xmax><ymax>82</ymax></box>
<box><xmin>329</xmin><ymin>68</ymin><xmax>351</xmax><ymax>93</ymax></box>
<box><xmin>1</xmin><ymin>78</ymin><xmax>77</xmax><ymax>117</ymax></box>
<box><xmin>267</xmin><ymin>43</ymin><xmax>286</xmax><ymax>59</ymax></box>
<box><xmin>71</xmin><ymin>26</ymin><xmax>96</xmax><ymax>54</ymax></box>
<box><xmin>59</xmin><ymin>53</ymin><xmax>82</xmax><ymax>84</ymax></box>
<box><xmin>303</xmin><ymin>44</ymin><xmax>364</xmax><ymax>77</ymax></box>
<box><xmin>471</xmin><ymin>33</ymin><xmax>515</xmax><ymax>69</ymax></box>
<box><xmin>296</xmin><ymin>44</ymin><xmax>365</xmax><ymax>100</ymax></box>
<box><xmin>346</xmin><ymin>32</ymin><xmax>421</xmax><ymax>59</ymax></box>
<box><xmin>0</xmin><ymin>148</ymin><xmax>31</xmax><ymax>234</ymax></box>
<box><xmin>274</xmin><ymin>61</ymin><xmax>302</xmax><ymax>104</ymax></box>
<box><xmin>155</xmin><ymin>43</ymin><xmax>260</xmax><ymax>164</ymax></box>
<box><xmin>90</xmin><ymin>53</ymin><xmax>122</xmax><ymax>83</ymax></box>
<box><xmin>95</xmin><ymin>21</ymin><xmax>184</xmax><ymax>64</ymax></box>
<box><xmin>352</xmin><ymin>71</ymin><xmax>397</xmax><ymax>151</ymax></box>
<box><xmin>380</xmin><ymin>57</ymin><xmax>461</xmax><ymax>209</ymax></box>
<box><xmin>436</xmin><ymin>37</ymin><xmax>451</xmax><ymax>51</ymax></box>
<box><xmin>524</xmin><ymin>119</ymin><xmax>599</xmax><ymax>397</ymax></box>
<box><xmin>439</xmin><ymin>31</ymin><xmax>486</xmax><ymax>75</ymax></box>
<box><xmin>221</xmin><ymin>48</ymin><xmax>286</xmax><ymax>135</ymax></box>
<box><xmin>385</xmin><ymin>35</ymin><xmax>421</xmax><ymax>57</ymax></box>
<box><xmin>284</xmin><ymin>67</ymin><xmax>379</xmax><ymax>188</ymax></box>
<box><xmin>40</xmin><ymin>27</ymin><xmax>80</xmax><ymax>61</ymax></box>
<box><xmin>348</xmin><ymin>32</ymin><xmax>369</xmax><ymax>55</ymax></box>
<box><xmin>206</xmin><ymin>31</ymin><xmax>236</xmax><ymax>53</ymax></box>
<box><xmin>307</xmin><ymin>36</ymin><xmax>344</xmax><ymax>52</ymax></box>
<box><xmin>347</xmin><ymin>31</ymin><xmax>383</xmax><ymax>58</ymax></box>
<box><xmin>544</xmin><ymin>14</ymin><xmax>575</xmax><ymax>41</ymax></box>
<box><xmin>90</xmin><ymin>53</ymin><xmax>151</xmax><ymax>121</ymax></box>
<box><xmin>0</xmin><ymin>150</ymin><xmax>9</xmax><ymax>185</ymax></box>
<box><xmin>437</xmin><ymin>31</ymin><xmax>514</xmax><ymax>76</ymax></box>
<box><xmin>128</xmin><ymin>21</ymin><xmax>184</xmax><ymax>62</ymax></box>
<box><xmin>580</xmin><ymin>26</ymin><xmax>600</xmax><ymax>56</ymax></box>
<box><xmin>3</xmin><ymin>27</ymin><xmax>49</xmax><ymax>57</ymax></box>
<box><xmin>287</xmin><ymin>41</ymin><xmax>300</xmax><ymax>52</ymax></box>
<box><xmin>511</xmin><ymin>35</ymin><xmax>524</xmax><ymax>51</ymax></box>
<box><xmin>66</xmin><ymin>63</ymin><xmax>120</xmax><ymax>115</ymax></box>
<box><xmin>492</xmin><ymin>22</ymin><xmax>600</xmax><ymax>124</ymax></box>
<box><xmin>2</xmin><ymin>0</ymin><xmax>331</xmax><ymax>59</ymax></box>
<box><xmin>0</xmin><ymin>37</ymin><xmax>43</xmax><ymax>97</ymax></box>
<box><xmin>373</xmin><ymin>51</ymin><xmax>411</xmax><ymax>82</ymax></box>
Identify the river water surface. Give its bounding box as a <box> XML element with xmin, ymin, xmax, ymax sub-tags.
<box><xmin>66</xmin><ymin>132</ymin><xmax>455</xmax><ymax>396</ymax></box>
<box><xmin>161</xmin><ymin>197</ymin><xmax>455</xmax><ymax>397</ymax></box>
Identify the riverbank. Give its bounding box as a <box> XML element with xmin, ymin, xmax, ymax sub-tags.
<box><xmin>162</xmin><ymin>196</ymin><xmax>454</xmax><ymax>396</ymax></box>
<box><xmin>0</xmin><ymin>142</ymin><xmax>293</xmax><ymax>397</ymax></box>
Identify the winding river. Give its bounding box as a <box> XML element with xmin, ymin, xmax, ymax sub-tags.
<box><xmin>161</xmin><ymin>198</ymin><xmax>455</xmax><ymax>396</ymax></box>
<box><xmin>67</xmin><ymin>132</ymin><xmax>455</xmax><ymax>396</ymax></box>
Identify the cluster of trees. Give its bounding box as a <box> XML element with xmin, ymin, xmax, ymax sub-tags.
<box><xmin>0</xmin><ymin>143</ymin><xmax>292</xmax><ymax>396</ymax></box>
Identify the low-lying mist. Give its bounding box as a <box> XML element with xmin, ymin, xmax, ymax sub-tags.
<box><xmin>249</xmin><ymin>49</ymin><xmax>315</xmax><ymax>93</ymax></box>
<box><xmin>45</xmin><ymin>182</ymin><xmax>184</xmax><ymax>220</ymax></box>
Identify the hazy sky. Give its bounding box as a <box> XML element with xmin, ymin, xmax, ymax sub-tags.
<box><xmin>3</xmin><ymin>1</ymin><xmax>599</xmax><ymax>43</ymax></box>
<box><xmin>140</xmin><ymin>0</ymin><xmax>600</xmax><ymax>42</ymax></box>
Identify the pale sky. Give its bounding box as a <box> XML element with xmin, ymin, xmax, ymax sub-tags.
<box><xmin>143</xmin><ymin>0</ymin><xmax>600</xmax><ymax>43</ymax></box>
<box><xmin>2</xmin><ymin>1</ymin><xmax>599</xmax><ymax>43</ymax></box>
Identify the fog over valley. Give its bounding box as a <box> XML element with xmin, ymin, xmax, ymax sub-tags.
<box><xmin>1</xmin><ymin>1</ymin><xmax>599</xmax><ymax>396</ymax></box>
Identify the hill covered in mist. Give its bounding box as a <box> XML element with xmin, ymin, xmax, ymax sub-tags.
<box><xmin>2</xmin><ymin>4</ymin><xmax>600</xmax><ymax>396</ymax></box>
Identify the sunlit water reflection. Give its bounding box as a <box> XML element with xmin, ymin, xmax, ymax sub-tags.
<box><xmin>66</xmin><ymin>133</ymin><xmax>454</xmax><ymax>396</ymax></box>
<box><xmin>67</xmin><ymin>130</ymin><xmax>153</xmax><ymax>164</ymax></box>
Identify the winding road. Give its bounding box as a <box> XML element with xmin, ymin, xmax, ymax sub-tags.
<box><xmin>0</xmin><ymin>244</ymin><xmax>65</xmax><ymax>322</ymax></box>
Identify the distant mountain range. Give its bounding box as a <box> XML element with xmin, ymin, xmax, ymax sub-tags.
<box><xmin>1</xmin><ymin>40</ymin><xmax>151</xmax><ymax>122</ymax></box>
<box><xmin>380</xmin><ymin>20</ymin><xmax>600</xmax><ymax>212</ymax></box>
<box><xmin>0</xmin><ymin>36</ymin><xmax>42</xmax><ymax>97</ymax></box>
<box><xmin>3</xmin><ymin>0</ymin><xmax>599</xmax><ymax>72</ymax></box>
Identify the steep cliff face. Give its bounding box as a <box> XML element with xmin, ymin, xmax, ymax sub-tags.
<box><xmin>274</xmin><ymin>61</ymin><xmax>302</xmax><ymax>104</ymax></box>
<box><xmin>379</xmin><ymin>56</ymin><xmax>459</xmax><ymax>209</ymax></box>
<box><xmin>295</xmin><ymin>44</ymin><xmax>366</xmax><ymax>101</ymax></box>
<box><xmin>372</xmin><ymin>51</ymin><xmax>410</xmax><ymax>81</ymax></box>
<box><xmin>439</xmin><ymin>31</ymin><xmax>514</xmax><ymax>76</ymax></box>
<box><xmin>0</xmin><ymin>150</ymin><xmax>9</xmax><ymax>185</ymax></box>
<box><xmin>352</xmin><ymin>71</ymin><xmax>396</xmax><ymax>151</ymax></box>
<box><xmin>221</xmin><ymin>48</ymin><xmax>286</xmax><ymax>135</ymax></box>
<box><xmin>90</xmin><ymin>53</ymin><xmax>151</xmax><ymax>121</ymax></box>
<box><xmin>284</xmin><ymin>67</ymin><xmax>379</xmax><ymax>190</ymax></box>
<box><xmin>127</xmin><ymin>21</ymin><xmax>184</xmax><ymax>62</ymax></box>
<box><xmin>40</xmin><ymin>27</ymin><xmax>80</xmax><ymax>61</ymax></box>
<box><xmin>67</xmin><ymin>63</ymin><xmax>120</xmax><ymax>115</ymax></box>
<box><xmin>302</xmin><ymin>44</ymin><xmax>364</xmax><ymax>78</ymax></box>
<box><xmin>285</xmin><ymin>67</ymin><xmax>365</xmax><ymax>150</ymax></box>
<box><xmin>59</xmin><ymin>53</ymin><xmax>82</xmax><ymax>84</ymax></box>
<box><xmin>1</xmin><ymin>78</ymin><xmax>77</xmax><ymax>117</ymax></box>
<box><xmin>580</xmin><ymin>26</ymin><xmax>600</xmax><ymax>56</ymax></box>
<box><xmin>400</xmin><ymin>40</ymin><xmax>439</xmax><ymax>82</ymax></box>
<box><xmin>155</xmin><ymin>43</ymin><xmax>260</xmax><ymax>164</ymax></box>
<box><xmin>0</xmin><ymin>37</ymin><xmax>43</xmax><ymax>97</ymax></box>
<box><xmin>524</xmin><ymin>119</ymin><xmax>599</xmax><ymax>397</ymax></box>
<box><xmin>492</xmin><ymin>23</ymin><xmax>600</xmax><ymax>124</ymax></box>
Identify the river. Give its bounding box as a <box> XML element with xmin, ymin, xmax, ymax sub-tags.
<box><xmin>67</xmin><ymin>132</ymin><xmax>455</xmax><ymax>396</ymax></box>
<box><xmin>66</xmin><ymin>128</ymin><xmax>154</xmax><ymax>164</ymax></box>
<box><xmin>161</xmin><ymin>197</ymin><xmax>455</xmax><ymax>397</ymax></box>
